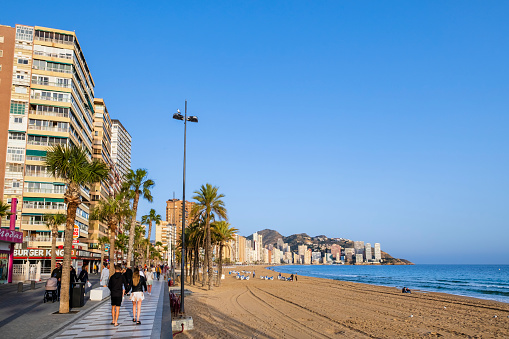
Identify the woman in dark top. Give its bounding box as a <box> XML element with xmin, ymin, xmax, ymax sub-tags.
<box><xmin>129</xmin><ymin>268</ymin><xmax>147</xmax><ymax>324</ymax></box>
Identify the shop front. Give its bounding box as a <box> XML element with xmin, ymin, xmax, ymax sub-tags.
<box><xmin>14</xmin><ymin>248</ymin><xmax>102</xmax><ymax>275</ymax></box>
<box><xmin>0</xmin><ymin>229</ymin><xmax>24</xmax><ymax>283</ymax></box>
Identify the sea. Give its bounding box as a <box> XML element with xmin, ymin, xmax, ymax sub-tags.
<box><xmin>270</xmin><ymin>264</ymin><xmax>509</xmax><ymax>303</ymax></box>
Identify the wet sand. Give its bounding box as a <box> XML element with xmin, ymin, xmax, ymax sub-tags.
<box><xmin>175</xmin><ymin>265</ymin><xmax>509</xmax><ymax>338</ymax></box>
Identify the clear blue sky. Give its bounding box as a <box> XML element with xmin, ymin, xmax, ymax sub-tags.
<box><xmin>4</xmin><ymin>1</ymin><xmax>508</xmax><ymax>264</ymax></box>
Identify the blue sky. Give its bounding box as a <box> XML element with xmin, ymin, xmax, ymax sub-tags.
<box><xmin>4</xmin><ymin>1</ymin><xmax>508</xmax><ymax>264</ymax></box>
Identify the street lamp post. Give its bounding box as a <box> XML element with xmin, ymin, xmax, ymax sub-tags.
<box><xmin>173</xmin><ymin>100</ymin><xmax>198</xmax><ymax>314</ymax></box>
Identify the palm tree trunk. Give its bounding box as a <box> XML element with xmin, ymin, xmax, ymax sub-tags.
<box><xmin>126</xmin><ymin>193</ymin><xmax>139</xmax><ymax>268</ymax></box>
<box><xmin>206</xmin><ymin>217</ymin><xmax>213</xmax><ymax>290</ymax></box>
<box><xmin>109</xmin><ymin>228</ymin><xmax>116</xmax><ymax>277</ymax></box>
<box><xmin>202</xmin><ymin>246</ymin><xmax>207</xmax><ymax>287</ymax></box>
<box><xmin>145</xmin><ymin>220</ymin><xmax>152</xmax><ymax>269</ymax></box>
<box><xmin>100</xmin><ymin>247</ymin><xmax>104</xmax><ymax>273</ymax></box>
<box><xmin>51</xmin><ymin>227</ymin><xmax>57</xmax><ymax>274</ymax></box>
<box><xmin>59</xmin><ymin>200</ymin><xmax>79</xmax><ymax>314</ymax></box>
<box><xmin>218</xmin><ymin>244</ymin><xmax>223</xmax><ymax>287</ymax></box>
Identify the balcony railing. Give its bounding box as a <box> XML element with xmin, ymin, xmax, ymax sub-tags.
<box><xmin>28</xmin><ymin>124</ymin><xmax>69</xmax><ymax>133</ymax></box>
<box><xmin>29</xmin><ymin>109</ymin><xmax>69</xmax><ymax>118</ymax></box>
<box><xmin>24</xmin><ymin>187</ymin><xmax>65</xmax><ymax>194</ymax></box>
<box><xmin>32</xmin><ymin>65</ymin><xmax>72</xmax><ymax>74</ymax></box>
<box><xmin>28</xmin><ymin>237</ymin><xmax>64</xmax><ymax>243</ymax></box>
<box><xmin>31</xmin><ymin>79</ymin><xmax>71</xmax><ymax>88</ymax></box>
<box><xmin>24</xmin><ymin>170</ymin><xmax>52</xmax><ymax>177</ymax></box>
<box><xmin>34</xmin><ymin>36</ymin><xmax>73</xmax><ymax>45</ymax></box>
<box><xmin>34</xmin><ymin>50</ymin><xmax>72</xmax><ymax>60</ymax></box>
<box><xmin>27</xmin><ymin>140</ymin><xmax>67</xmax><ymax>147</ymax></box>
<box><xmin>30</xmin><ymin>94</ymin><xmax>71</xmax><ymax>103</ymax></box>
<box><xmin>6</xmin><ymin>154</ymin><xmax>24</xmax><ymax>162</ymax></box>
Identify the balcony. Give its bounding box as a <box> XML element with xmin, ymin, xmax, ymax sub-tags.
<box><xmin>30</xmin><ymin>109</ymin><xmax>69</xmax><ymax>118</ymax></box>
<box><xmin>25</xmin><ymin>170</ymin><xmax>52</xmax><ymax>177</ymax></box>
<box><xmin>24</xmin><ymin>187</ymin><xmax>65</xmax><ymax>194</ymax></box>
<box><xmin>34</xmin><ymin>36</ymin><xmax>73</xmax><ymax>45</ymax></box>
<box><xmin>32</xmin><ymin>65</ymin><xmax>72</xmax><ymax>74</ymax></box>
<box><xmin>34</xmin><ymin>50</ymin><xmax>72</xmax><ymax>60</ymax></box>
<box><xmin>31</xmin><ymin>79</ymin><xmax>71</xmax><ymax>88</ymax></box>
<box><xmin>28</xmin><ymin>124</ymin><xmax>69</xmax><ymax>133</ymax></box>
<box><xmin>31</xmin><ymin>93</ymin><xmax>71</xmax><ymax>103</ymax></box>
<box><xmin>6</xmin><ymin>154</ymin><xmax>24</xmax><ymax>162</ymax></box>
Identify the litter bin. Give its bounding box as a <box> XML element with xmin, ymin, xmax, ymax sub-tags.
<box><xmin>70</xmin><ymin>282</ymin><xmax>86</xmax><ymax>308</ymax></box>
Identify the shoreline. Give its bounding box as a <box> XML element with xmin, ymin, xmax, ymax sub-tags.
<box><xmin>266</xmin><ymin>263</ymin><xmax>509</xmax><ymax>305</ymax></box>
<box><xmin>177</xmin><ymin>265</ymin><xmax>509</xmax><ymax>338</ymax></box>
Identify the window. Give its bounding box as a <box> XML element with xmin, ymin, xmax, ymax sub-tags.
<box><xmin>10</xmin><ymin>101</ymin><xmax>26</xmax><ymax>114</ymax></box>
<box><xmin>17</xmin><ymin>58</ymin><xmax>29</xmax><ymax>65</ymax></box>
<box><xmin>12</xmin><ymin>181</ymin><xmax>20</xmax><ymax>188</ymax></box>
<box><xmin>8</xmin><ymin>132</ymin><xmax>25</xmax><ymax>140</ymax></box>
<box><xmin>0</xmin><ymin>36</ymin><xmax>4</xmax><ymax>43</ymax></box>
<box><xmin>0</xmin><ymin>50</ymin><xmax>3</xmax><ymax>57</ymax></box>
<box><xmin>14</xmin><ymin>117</ymin><xmax>23</xmax><ymax>123</ymax></box>
<box><xmin>7</xmin><ymin>147</ymin><xmax>24</xmax><ymax>161</ymax></box>
<box><xmin>16</xmin><ymin>26</ymin><xmax>34</xmax><ymax>42</ymax></box>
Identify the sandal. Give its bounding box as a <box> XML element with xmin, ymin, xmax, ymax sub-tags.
<box><xmin>111</xmin><ymin>322</ymin><xmax>115</xmax><ymax>325</ymax></box>
<box><xmin>133</xmin><ymin>318</ymin><xmax>136</xmax><ymax>322</ymax></box>
<box><xmin>136</xmin><ymin>320</ymin><xmax>141</xmax><ymax>325</ymax></box>
<box><xmin>114</xmin><ymin>323</ymin><xmax>119</xmax><ymax>327</ymax></box>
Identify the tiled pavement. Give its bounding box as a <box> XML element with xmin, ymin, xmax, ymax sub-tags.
<box><xmin>50</xmin><ymin>280</ymin><xmax>165</xmax><ymax>339</ymax></box>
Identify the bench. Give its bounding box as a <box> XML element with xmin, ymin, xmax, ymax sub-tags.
<box><xmin>90</xmin><ymin>287</ymin><xmax>110</xmax><ymax>301</ymax></box>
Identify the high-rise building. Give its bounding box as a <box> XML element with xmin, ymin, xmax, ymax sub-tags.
<box><xmin>1</xmin><ymin>25</ymin><xmax>98</xmax><ymax>258</ymax></box>
<box><xmin>166</xmin><ymin>199</ymin><xmax>196</xmax><ymax>241</ymax></box>
<box><xmin>88</xmin><ymin>98</ymin><xmax>113</xmax><ymax>251</ymax></box>
<box><xmin>345</xmin><ymin>248</ymin><xmax>355</xmax><ymax>262</ymax></box>
<box><xmin>155</xmin><ymin>220</ymin><xmax>176</xmax><ymax>264</ymax></box>
<box><xmin>365</xmin><ymin>243</ymin><xmax>372</xmax><ymax>262</ymax></box>
<box><xmin>252</xmin><ymin>232</ymin><xmax>263</xmax><ymax>262</ymax></box>
<box><xmin>233</xmin><ymin>234</ymin><xmax>246</xmax><ymax>263</ymax></box>
<box><xmin>331</xmin><ymin>244</ymin><xmax>341</xmax><ymax>260</ymax></box>
<box><xmin>374</xmin><ymin>243</ymin><xmax>381</xmax><ymax>262</ymax></box>
<box><xmin>110</xmin><ymin>119</ymin><xmax>131</xmax><ymax>180</ymax></box>
<box><xmin>353</xmin><ymin>241</ymin><xmax>365</xmax><ymax>256</ymax></box>
<box><xmin>276</xmin><ymin>238</ymin><xmax>284</xmax><ymax>251</ymax></box>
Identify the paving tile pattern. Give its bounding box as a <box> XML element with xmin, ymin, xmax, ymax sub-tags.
<box><xmin>53</xmin><ymin>280</ymin><xmax>163</xmax><ymax>339</ymax></box>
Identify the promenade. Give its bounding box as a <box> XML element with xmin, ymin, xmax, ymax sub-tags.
<box><xmin>0</xmin><ymin>276</ymin><xmax>171</xmax><ymax>339</ymax></box>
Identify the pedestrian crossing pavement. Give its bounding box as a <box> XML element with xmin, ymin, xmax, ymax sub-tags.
<box><xmin>52</xmin><ymin>280</ymin><xmax>164</xmax><ymax>339</ymax></box>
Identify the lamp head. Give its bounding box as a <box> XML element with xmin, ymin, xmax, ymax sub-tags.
<box><xmin>187</xmin><ymin>116</ymin><xmax>198</xmax><ymax>123</ymax></box>
<box><xmin>173</xmin><ymin>112</ymin><xmax>184</xmax><ymax>121</ymax></box>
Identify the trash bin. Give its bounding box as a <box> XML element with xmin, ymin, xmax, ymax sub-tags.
<box><xmin>70</xmin><ymin>282</ymin><xmax>86</xmax><ymax>308</ymax></box>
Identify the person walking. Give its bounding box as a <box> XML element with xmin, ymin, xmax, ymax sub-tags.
<box><xmin>123</xmin><ymin>266</ymin><xmax>133</xmax><ymax>296</ymax></box>
<box><xmin>108</xmin><ymin>265</ymin><xmax>128</xmax><ymax>327</ymax></box>
<box><xmin>130</xmin><ymin>268</ymin><xmax>147</xmax><ymax>324</ymax></box>
<box><xmin>146</xmin><ymin>267</ymin><xmax>153</xmax><ymax>295</ymax></box>
<box><xmin>51</xmin><ymin>263</ymin><xmax>62</xmax><ymax>300</ymax></box>
<box><xmin>100</xmin><ymin>263</ymin><xmax>110</xmax><ymax>287</ymax></box>
<box><xmin>78</xmin><ymin>264</ymin><xmax>90</xmax><ymax>292</ymax></box>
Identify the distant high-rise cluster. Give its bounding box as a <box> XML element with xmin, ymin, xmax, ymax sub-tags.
<box><xmin>210</xmin><ymin>230</ymin><xmax>383</xmax><ymax>265</ymax></box>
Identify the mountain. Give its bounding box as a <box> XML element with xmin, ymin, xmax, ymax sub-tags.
<box><xmin>246</xmin><ymin>229</ymin><xmax>283</xmax><ymax>246</ymax></box>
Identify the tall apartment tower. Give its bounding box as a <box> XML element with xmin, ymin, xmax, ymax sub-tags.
<box><xmin>88</xmin><ymin>98</ymin><xmax>113</xmax><ymax>251</ymax></box>
<box><xmin>1</xmin><ymin>25</ymin><xmax>97</xmax><ymax>253</ymax></box>
<box><xmin>374</xmin><ymin>243</ymin><xmax>382</xmax><ymax>262</ymax></box>
<box><xmin>353</xmin><ymin>241</ymin><xmax>365</xmax><ymax>256</ymax></box>
<box><xmin>166</xmin><ymin>199</ymin><xmax>196</xmax><ymax>241</ymax></box>
<box><xmin>233</xmin><ymin>234</ymin><xmax>246</xmax><ymax>263</ymax></box>
<box><xmin>365</xmin><ymin>243</ymin><xmax>372</xmax><ymax>262</ymax></box>
<box><xmin>110</xmin><ymin>119</ymin><xmax>131</xmax><ymax>180</ymax></box>
<box><xmin>331</xmin><ymin>244</ymin><xmax>341</xmax><ymax>260</ymax></box>
<box><xmin>252</xmin><ymin>232</ymin><xmax>263</xmax><ymax>262</ymax></box>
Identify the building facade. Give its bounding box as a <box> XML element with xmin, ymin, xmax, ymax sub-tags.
<box><xmin>166</xmin><ymin>199</ymin><xmax>196</xmax><ymax>242</ymax></box>
<box><xmin>110</xmin><ymin>119</ymin><xmax>131</xmax><ymax>180</ymax></box>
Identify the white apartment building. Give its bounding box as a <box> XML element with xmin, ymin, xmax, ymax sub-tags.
<box><xmin>111</xmin><ymin>119</ymin><xmax>131</xmax><ymax>179</ymax></box>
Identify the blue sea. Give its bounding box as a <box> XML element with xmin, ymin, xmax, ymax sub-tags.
<box><xmin>271</xmin><ymin>264</ymin><xmax>509</xmax><ymax>303</ymax></box>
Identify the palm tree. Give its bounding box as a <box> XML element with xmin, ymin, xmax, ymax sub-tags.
<box><xmin>46</xmin><ymin>144</ymin><xmax>109</xmax><ymax>314</ymax></box>
<box><xmin>191</xmin><ymin>183</ymin><xmax>227</xmax><ymax>290</ymax></box>
<box><xmin>212</xmin><ymin>221</ymin><xmax>238</xmax><ymax>287</ymax></box>
<box><xmin>98</xmin><ymin>236</ymin><xmax>109</xmax><ymax>272</ymax></box>
<box><xmin>122</xmin><ymin>169</ymin><xmax>154</xmax><ymax>267</ymax></box>
<box><xmin>115</xmin><ymin>233</ymin><xmax>129</xmax><ymax>262</ymax></box>
<box><xmin>90</xmin><ymin>196</ymin><xmax>130</xmax><ymax>277</ymax></box>
<box><xmin>141</xmin><ymin>209</ymin><xmax>161</xmax><ymax>267</ymax></box>
<box><xmin>0</xmin><ymin>201</ymin><xmax>12</xmax><ymax>227</ymax></box>
<box><xmin>45</xmin><ymin>213</ymin><xmax>66</xmax><ymax>272</ymax></box>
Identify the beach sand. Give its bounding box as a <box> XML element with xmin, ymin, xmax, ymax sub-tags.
<box><xmin>174</xmin><ymin>265</ymin><xmax>509</xmax><ymax>338</ymax></box>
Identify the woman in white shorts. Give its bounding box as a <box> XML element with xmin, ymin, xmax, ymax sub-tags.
<box><xmin>130</xmin><ymin>268</ymin><xmax>147</xmax><ymax>324</ymax></box>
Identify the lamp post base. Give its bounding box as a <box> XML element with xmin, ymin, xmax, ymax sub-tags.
<box><xmin>172</xmin><ymin>315</ymin><xmax>194</xmax><ymax>331</ymax></box>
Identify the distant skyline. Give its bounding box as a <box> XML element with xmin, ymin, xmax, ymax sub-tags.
<box><xmin>4</xmin><ymin>1</ymin><xmax>508</xmax><ymax>264</ymax></box>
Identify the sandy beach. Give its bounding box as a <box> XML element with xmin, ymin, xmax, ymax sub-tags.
<box><xmin>174</xmin><ymin>265</ymin><xmax>509</xmax><ymax>338</ymax></box>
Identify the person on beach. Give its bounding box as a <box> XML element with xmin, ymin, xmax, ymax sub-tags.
<box><xmin>130</xmin><ymin>268</ymin><xmax>147</xmax><ymax>324</ymax></box>
<box><xmin>108</xmin><ymin>265</ymin><xmax>128</xmax><ymax>327</ymax></box>
<box><xmin>100</xmin><ymin>263</ymin><xmax>110</xmax><ymax>287</ymax></box>
<box><xmin>295</xmin><ymin>274</ymin><xmax>298</xmax><ymax>282</ymax></box>
<box><xmin>146</xmin><ymin>267</ymin><xmax>153</xmax><ymax>295</ymax></box>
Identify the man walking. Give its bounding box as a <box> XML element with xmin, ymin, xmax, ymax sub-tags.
<box><xmin>100</xmin><ymin>263</ymin><xmax>109</xmax><ymax>287</ymax></box>
<box><xmin>108</xmin><ymin>265</ymin><xmax>128</xmax><ymax>327</ymax></box>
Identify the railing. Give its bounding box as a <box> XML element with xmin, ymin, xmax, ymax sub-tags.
<box><xmin>24</xmin><ymin>170</ymin><xmax>52</xmax><ymax>177</ymax></box>
<box><xmin>30</xmin><ymin>94</ymin><xmax>71</xmax><ymax>103</ymax></box>
<box><xmin>34</xmin><ymin>50</ymin><xmax>73</xmax><ymax>60</ymax></box>
<box><xmin>28</xmin><ymin>124</ymin><xmax>69</xmax><ymax>133</ymax></box>
<box><xmin>34</xmin><ymin>36</ymin><xmax>73</xmax><ymax>45</ymax></box>
<box><xmin>31</xmin><ymin>79</ymin><xmax>71</xmax><ymax>88</ymax></box>
<box><xmin>24</xmin><ymin>187</ymin><xmax>65</xmax><ymax>194</ymax></box>
<box><xmin>27</xmin><ymin>140</ymin><xmax>67</xmax><ymax>147</ymax></box>
<box><xmin>32</xmin><ymin>65</ymin><xmax>72</xmax><ymax>74</ymax></box>
<box><xmin>29</xmin><ymin>109</ymin><xmax>69</xmax><ymax>118</ymax></box>
<box><xmin>28</xmin><ymin>237</ymin><xmax>64</xmax><ymax>243</ymax></box>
